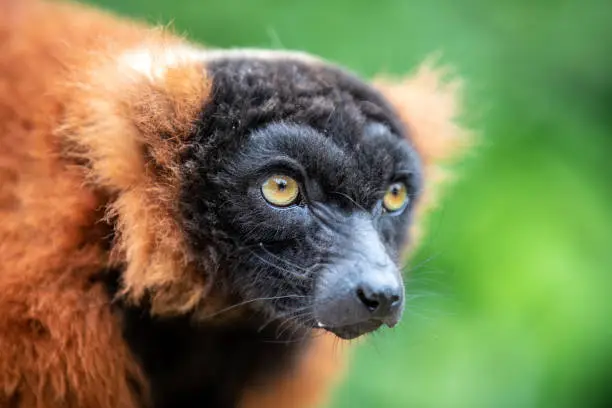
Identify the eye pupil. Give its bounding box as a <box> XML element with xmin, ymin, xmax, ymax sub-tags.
<box><xmin>261</xmin><ymin>175</ymin><xmax>300</xmax><ymax>207</ymax></box>
<box><xmin>383</xmin><ymin>182</ymin><xmax>408</xmax><ymax>213</ymax></box>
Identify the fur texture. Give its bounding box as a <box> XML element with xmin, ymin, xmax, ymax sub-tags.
<box><xmin>0</xmin><ymin>0</ymin><xmax>468</xmax><ymax>407</ymax></box>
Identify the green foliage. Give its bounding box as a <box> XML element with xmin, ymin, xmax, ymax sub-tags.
<box><xmin>83</xmin><ymin>0</ymin><xmax>612</xmax><ymax>406</ymax></box>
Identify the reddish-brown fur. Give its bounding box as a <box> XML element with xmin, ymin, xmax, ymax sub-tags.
<box><xmin>0</xmin><ymin>1</ymin><xmax>467</xmax><ymax>407</ymax></box>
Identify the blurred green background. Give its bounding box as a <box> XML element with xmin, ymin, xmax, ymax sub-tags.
<box><xmin>82</xmin><ymin>0</ymin><xmax>612</xmax><ymax>407</ymax></box>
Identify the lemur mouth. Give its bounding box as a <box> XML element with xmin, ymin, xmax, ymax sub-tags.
<box><xmin>317</xmin><ymin>320</ymin><xmax>383</xmax><ymax>340</ymax></box>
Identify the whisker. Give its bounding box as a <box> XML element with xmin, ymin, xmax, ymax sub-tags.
<box><xmin>406</xmin><ymin>252</ymin><xmax>442</xmax><ymax>274</ymax></box>
<box><xmin>258</xmin><ymin>243</ymin><xmax>317</xmax><ymax>274</ymax></box>
<box><xmin>275</xmin><ymin>310</ymin><xmax>314</xmax><ymax>339</ymax></box>
<box><xmin>247</xmin><ymin>249</ymin><xmax>312</xmax><ymax>281</ymax></box>
<box><xmin>200</xmin><ymin>294</ymin><xmax>309</xmax><ymax>320</ymax></box>
<box><xmin>330</xmin><ymin>191</ymin><xmax>370</xmax><ymax>215</ymax></box>
<box><xmin>257</xmin><ymin>305</ymin><xmax>312</xmax><ymax>333</ymax></box>
<box><xmin>263</xmin><ymin>329</ymin><xmax>327</xmax><ymax>344</ymax></box>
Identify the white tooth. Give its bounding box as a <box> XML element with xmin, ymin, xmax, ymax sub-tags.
<box><xmin>316</xmin><ymin>321</ymin><xmax>325</xmax><ymax>328</ymax></box>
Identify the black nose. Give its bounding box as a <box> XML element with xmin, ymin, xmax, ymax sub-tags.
<box><xmin>356</xmin><ymin>283</ymin><xmax>402</xmax><ymax>318</ymax></box>
<box><xmin>314</xmin><ymin>264</ymin><xmax>404</xmax><ymax>339</ymax></box>
<box><xmin>312</xmin><ymin>215</ymin><xmax>406</xmax><ymax>339</ymax></box>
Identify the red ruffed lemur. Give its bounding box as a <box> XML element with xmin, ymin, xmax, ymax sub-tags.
<box><xmin>0</xmin><ymin>0</ymin><xmax>468</xmax><ymax>407</ymax></box>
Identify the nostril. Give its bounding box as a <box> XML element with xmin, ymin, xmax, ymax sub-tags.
<box><xmin>356</xmin><ymin>287</ymin><xmax>380</xmax><ymax>312</ymax></box>
<box><xmin>390</xmin><ymin>294</ymin><xmax>401</xmax><ymax>305</ymax></box>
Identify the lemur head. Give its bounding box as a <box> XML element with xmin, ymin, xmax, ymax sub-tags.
<box><xmin>63</xmin><ymin>45</ymin><xmax>465</xmax><ymax>340</ymax></box>
<box><xmin>179</xmin><ymin>54</ymin><xmax>422</xmax><ymax>339</ymax></box>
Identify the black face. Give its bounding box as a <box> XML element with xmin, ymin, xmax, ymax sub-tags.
<box><xmin>180</xmin><ymin>57</ymin><xmax>422</xmax><ymax>340</ymax></box>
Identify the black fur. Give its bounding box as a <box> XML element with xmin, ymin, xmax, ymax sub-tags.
<box><xmin>103</xmin><ymin>268</ymin><xmax>305</xmax><ymax>408</ymax></box>
<box><xmin>121</xmin><ymin>305</ymin><xmax>305</xmax><ymax>408</ymax></box>
<box><xmin>117</xmin><ymin>58</ymin><xmax>423</xmax><ymax>408</ymax></box>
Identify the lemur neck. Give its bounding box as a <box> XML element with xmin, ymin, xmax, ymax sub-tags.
<box><xmin>103</xmin><ymin>269</ymin><xmax>308</xmax><ymax>408</ymax></box>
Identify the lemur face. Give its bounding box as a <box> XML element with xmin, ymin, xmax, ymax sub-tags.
<box><xmin>179</xmin><ymin>56</ymin><xmax>422</xmax><ymax>339</ymax></box>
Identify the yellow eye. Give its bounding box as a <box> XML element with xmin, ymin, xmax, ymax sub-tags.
<box><xmin>383</xmin><ymin>182</ymin><xmax>409</xmax><ymax>212</ymax></box>
<box><xmin>261</xmin><ymin>175</ymin><xmax>300</xmax><ymax>207</ymax></box>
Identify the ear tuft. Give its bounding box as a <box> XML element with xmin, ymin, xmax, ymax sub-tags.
<box><xmin>374</xmin><ymin>55</ymin><xmax>471</xmax><ymax>168</ymax></box>
<box><xmin>59</xmin><ymin>41</ymin><xmax>213</xmax><ymax>316</ymax></box>
<box><xmin>373</xmin><ymin>56</ymin><xmax>474</xmax><ymax>250</ymax></box>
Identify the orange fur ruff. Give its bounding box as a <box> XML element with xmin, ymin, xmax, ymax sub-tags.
<box><xmin>0</xmin><ymin>0</ymin><xmax>467</xmax><ymax>407</ymax></box>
